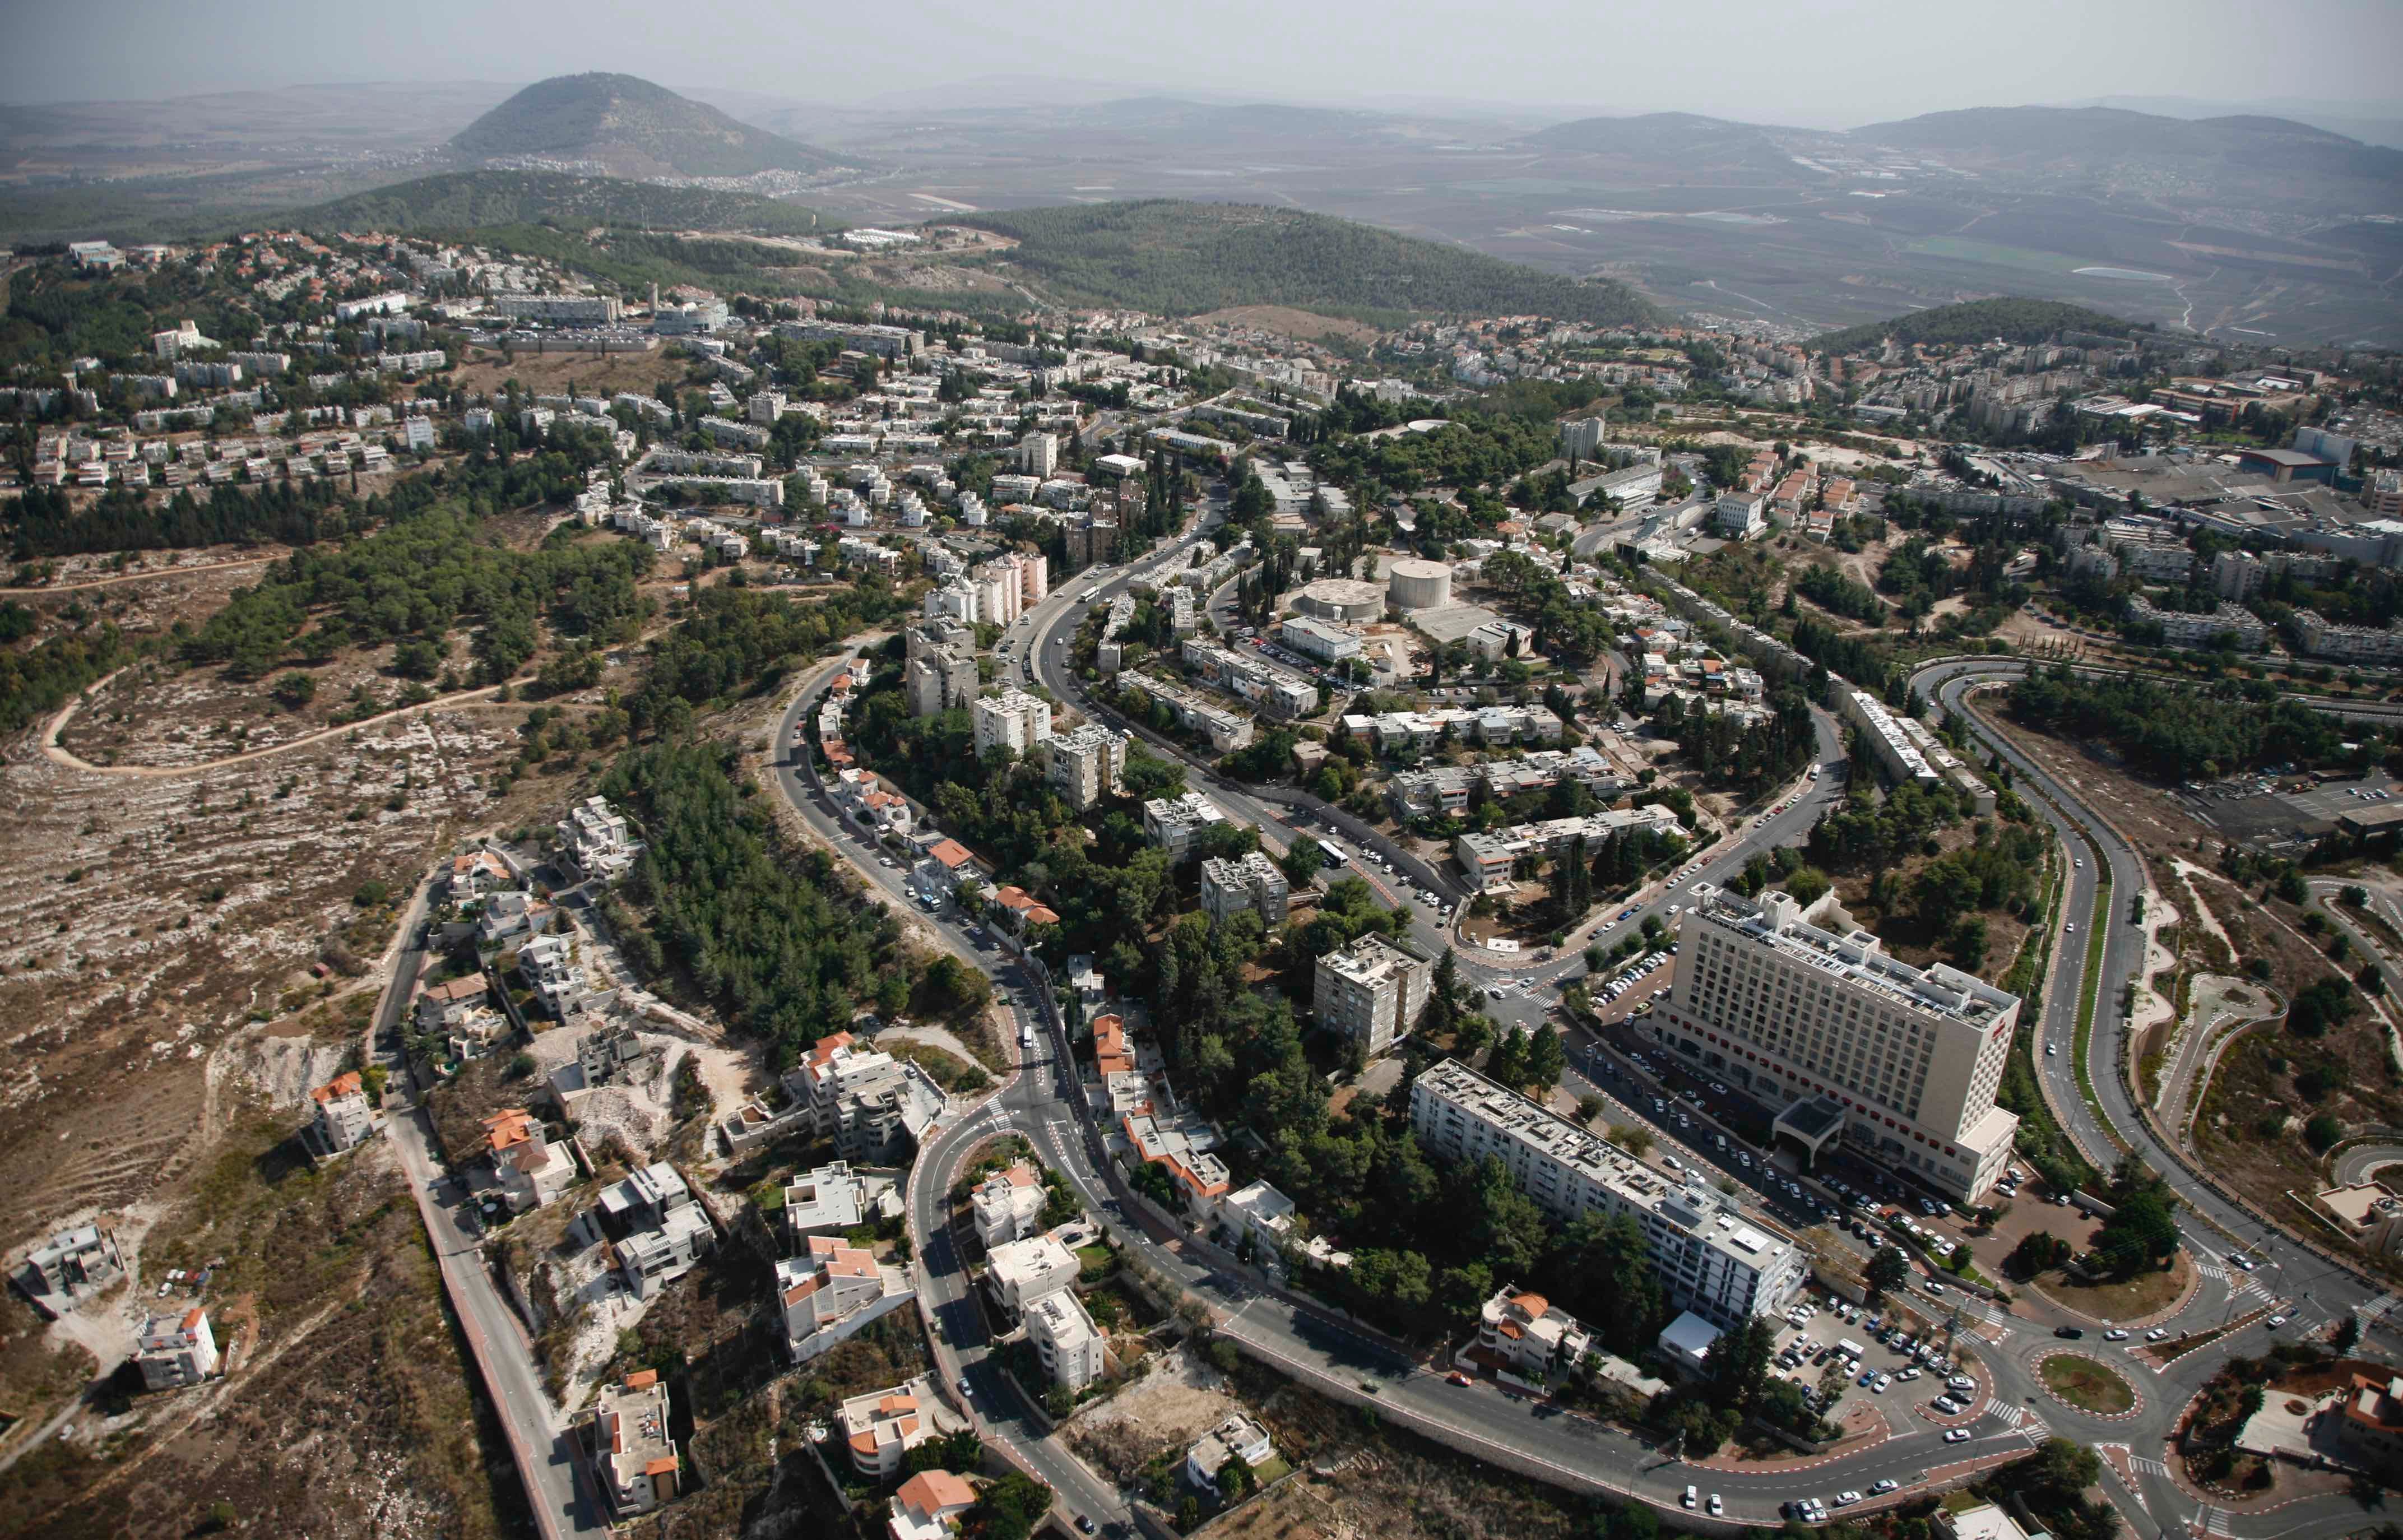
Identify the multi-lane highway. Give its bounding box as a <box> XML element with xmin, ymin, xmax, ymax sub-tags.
<box><xmin>1914</xmin><ymin>655</ymin><xmax>2403</xmax><ymax>1540</ymax></box>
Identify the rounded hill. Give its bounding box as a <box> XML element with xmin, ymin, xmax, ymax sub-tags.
<box><xmin>450</xmin><ymin>72</ymin><xmax>848</xmax><ymax>179</ymax></box>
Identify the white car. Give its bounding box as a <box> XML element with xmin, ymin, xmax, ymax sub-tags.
<box><xmin>1945</xmin><ymin>1427</ymin><xmax>1971</xmax><ymax>1444</ymax></box>
<box><xmin>1708</xmin><ymin>1494</ymin><xmax>1724</xmax><ymax>1516</ymax></box>
<box><xmin>2267</xmin><ymin>1314</ymin><xmax>2289</xmax><ymax>1328</ymax></box>
<box><xmin>1682</xmin><ymin>1486</ymin><xmax>1697</xmax><ymax>1510</ymax></box>
<box><xmin>1873</xmin><ymin>1479</ymin><xmax>1899</xmax><ymax>1495</ymax></box>
<box><xmin>2103</xmin><ymin>1328</ymin><xmax>2130</xmax><ymax>1342</ymax></box>
<box><xmin>1836</xmin><ymin>1491</ymin><xmax>1862</xmax><ymax>1508</ymax></box>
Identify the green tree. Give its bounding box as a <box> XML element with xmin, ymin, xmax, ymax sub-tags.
<box><xmin>1525</xmin><ymin>1024</ymin><xmax>1566</xmax><ymax>1091</ymax></box>
<box><xmin>1865</xmin><ymin>1246</ymin><xmax>1910</xmax><ymax>1299</ymax></box>
<box><xmin>271</xmin><ymin>670</ymin><xmax>317</xmax><ymax>710</ymax></box>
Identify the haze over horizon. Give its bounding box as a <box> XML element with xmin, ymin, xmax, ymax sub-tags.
<box><xmin>8</xmin><ymin>0</ymin><xmax>2400</xmax><ymax>131</ymax></box>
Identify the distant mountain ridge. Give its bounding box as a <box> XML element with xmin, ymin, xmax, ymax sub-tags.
<box><xmin>449</xmin><ymin>72</ymin><xmax>849</xmax><ymax>178</ymax></box>
<box><xmin>956</xmin><ymin>200</ymin><xmax>1660</xmax><ymax>326</ymax></box>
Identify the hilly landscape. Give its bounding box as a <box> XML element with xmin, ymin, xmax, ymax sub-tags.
<box><xmin>1851</xmin><ymin>105</ymin><xmax>2403</xmax><ymax>215</ymax></box>
<box><xmin>957</xmin><ymin>200</ymin><xmax>1662</xmax><ymax>326</ymax></box>
<box><xmin>1807</xmin><ymin>298</ymin><xmax>2151</xmax><ymax>354</ymax></box>
<box><xmin>275</xmin><ymin>170</ymin><xmax>839</xmax><ymax>238</ymax></box>
<box><xmin>449</xmin><ymin>72</ymin><xmax>853</xmax><ymax>179</ymax></box>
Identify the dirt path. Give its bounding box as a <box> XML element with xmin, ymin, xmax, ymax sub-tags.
<box><xmin>2</xmin><ymin>555</ymin><xmax>276</xmax><ymax>593</ymax></box>
<box><xmin>40</xmin><ymin>670</ymin><xmax>502</xmax><ymax>777</ymax></box>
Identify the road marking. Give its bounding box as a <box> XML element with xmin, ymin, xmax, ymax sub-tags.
<box><xmin>2132</xmin><ymin>1456</ymin><xmax>2170</xmax><ymax>1477</ymax></box>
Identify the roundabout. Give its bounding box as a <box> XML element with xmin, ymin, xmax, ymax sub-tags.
<box><xmin>2035</xmin><ymin>1350</ymin><xmax>2142</xmax><ymax>1418</ymax></box>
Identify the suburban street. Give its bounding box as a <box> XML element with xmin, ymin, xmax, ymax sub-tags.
<box><xmin>366</xmin><ymin>879</ymin><xmax>604</xmax><ymax>1540</ymax></box>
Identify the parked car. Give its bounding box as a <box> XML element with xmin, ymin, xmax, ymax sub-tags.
<box><xmin>1682</xmin><ymin>1487</ymin><xmax>1697</xmax><ymax>1510</ymax></box>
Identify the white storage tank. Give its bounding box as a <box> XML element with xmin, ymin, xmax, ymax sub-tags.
<box><xmin>1387</xmin><ymin>558</ymin><xmax>1453</xmax><ymax>611</ymax></box>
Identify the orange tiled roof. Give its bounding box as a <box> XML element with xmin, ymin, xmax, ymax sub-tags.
<box><xmin>311</xmin><ymin>1070</ymin><xmax>363</xmax><ymax>1104</ymax></box>
<box><xmin>484</xmin><ymin>1108</ymin><xmax>538</xmax><ymax>1154</ymax></box>
<box><xmin>899</xmin><ymin>1470</ymin><xmax>977</xmax><ymax>1513</ymax></box>
<box><xmin>625</xmin><ymin>1369</ymin><xmax>659</xmax><ymax>1389</ymax></box>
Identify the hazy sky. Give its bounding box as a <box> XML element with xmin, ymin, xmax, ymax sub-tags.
<box><xmin>8</xmin><ymin>0</ymin><xmax>2400</xmax><ymax>127</ymax></box>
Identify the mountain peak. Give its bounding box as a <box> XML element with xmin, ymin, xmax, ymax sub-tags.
<box><xmin>449</xmin><ymin>72</ymin><xmax>848</xmax><ymax>179</ymax></box>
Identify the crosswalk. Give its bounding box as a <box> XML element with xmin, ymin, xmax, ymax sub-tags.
<box><xmin>2357</xmin><ymin>1291</ymin><xmax>2400</xmax><ymax>1324</ymax></box>
<box><xmin>2132</xmin><ymin>1455</ymin><xmax>2170</xmax><ymax>1477</ymax></box>
<box><xmin>2195</xmin><ymin>1505</ymin><xmax>2236</xmax><ymax>1536</ymax></box>
<box><xmin>1981</xmin><ymin>1398</ymin><xmax>2033</xmax><ymax>1430</ymax></box>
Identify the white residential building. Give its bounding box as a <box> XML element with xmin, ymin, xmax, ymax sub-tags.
<box><xmin>1142</xmin><ymin>791</ymin><xmax>1227</xmax><ymax>861</ymax></box>
<box><xmin>1025</xmin><ymin>1288</ymin><xmax>1108</xmax><ymax>1391</ymax></box>
<box><xmin>840</xmin><ymin>1384</ymin><xmax>938</xmax><ymax>1478</ymax></box>
<box><xmin>1475</xmin><ymin>1286</ymin><xmax>1590</xmax><ymax>1383</ymax></box>
<box><xmin>889</xmin><ymin>1471</ymin><xmax>978</xmax><ymax>1540</ymax></box>
<box><xmin>973</xmin><ymin>689</ymin><xmax>1054</xmax><ymax>756</ymax></box>
<box><xmin>591</xmin><ymin>1370</ymin><xmax>680</xmax><ymax>1514</ymax></box>
<box><xmin>134</xmin><ymin>1307</ymin><xmax>220</xmax><ymax>1389</ymax></box>
<box><xmin>1279</xmin><ymin>615</ymin><xmax>1363</xmax><ymax>664</ymax></box>
<box><xmin>1186</xmin><ymin>1414</ymin><xmax>1275</xmax><ymax>1495</ymax></box>
<box><xmin>1312</xmin><ymin>933</ymin><xmax>1432</xmax><ymax>1056</ymax></box>
<box><xmin>14</xmin><ymin>1225</ymin><xmax>124</xmax><ymax>1315</ymax></box>
<box><xmin>1714</xmin><ymin>491</ymin><xmax>1766</xmax><ymax>540</ymax></box>
<box><xmin>971</xmin><ymin>1162</ymin><xmax>1047</xmax><ymax>1247</ymax></box>
<box><xmin>1020</xmin><ymin>432</ymin><xmax>1058</xmax><ymax>477</ymax></box>
<box><xmin>601</xmin><ymin>1162</ymin><xmax>716</xmax><ymax>1298</ymax></box>
<box><xmin>777</xmin><ymin>1234</ymin><xmax>917</xmax><ymax>1363</ymax></box>
<box><xmin>1046</xmin><ymin>724</ymin><xmax>1128</xmax><ymax>811</ymax></box>
<box><xmin>305</xmin><ymin>1071</ymin><xmax>375</xmax><ymax>1157</ymax></box>
<box><xmin>1199</xmin><ymin>851</ymin><xmax>1290</xmax><ymax>928</ymax></box>
<box><xmin>2123</xmin><ymin>595</ymin><xmax>2268</xmax><ymax>651</ymax></box>
<box><xmin>780</xmin><ymin>1031</ymin><xmax>948</xmax><ymax>1162</ymax></box>
<box><xmin>985</xmin><ymin>1233</ymin><xmax>1080</xmax><ymax>1318</ymax></box>
<box><xmin>1648</xmin><ymin>885</ymin><xmax>2021</xmax><ymax>1202</ymax></box>
<box><xmin>1410</xmin><ymin>1059</ymin><xmax>1804</xmax><ymax>1328</ymax></box>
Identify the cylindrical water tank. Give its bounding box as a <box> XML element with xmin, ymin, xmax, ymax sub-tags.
<box><xmin>1387</xmin><ymin>558</ymin><xmax>1453</xmax><ymax>610</ymax></box>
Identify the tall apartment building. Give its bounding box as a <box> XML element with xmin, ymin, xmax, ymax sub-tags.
<box><xmin>1313</xmin><ymin>933</ymin><xmax>1431</xmax><ymax>1056</ymax></box>
<box><xmin>1649</xmin><ymin>886</ymin><xmax>2020</xmax><ymax>1201</ymax></box>
<box><xmin>1020</xmin><ymin>432</ymin><xmax>1058</xmax><ymax>478</ymax></box>
<box><xmin>494</xmin><ymin>294</ymin><xmax>622</xmax><ymax>325</ymax></box>
<box><xmin>1410</xmin><ymin>1059</ymin><xmax>1804</xmax><ymax>1328</ymax></box>
<box><xmin>1046</xmin><ymin>724</ymin><xmax>1128</xmax><ymax>811</ymax></box>
<box><xmin>1199</xmin><ymin>851</ymin><xmax>1290</xmax><ymax>928</ymax></box>
<box><xmin>905</xmin><ymin>625</ymin><xmax>982</xmax><ymax>718</ymax></box>
<box><xmin>973</xmin><ymin>689</ymin><xmax>1054</xmax><ymax>756</ymax></box>
<box><xmin>1026</xmin><ymin>1289</ymin><xmax>1108</xmax><ymax>1391</ymax></box>
<box><xmin>1142</xmin><ymin>791</ymin><xmax>1227</xmax><ymax>861</ymax></box>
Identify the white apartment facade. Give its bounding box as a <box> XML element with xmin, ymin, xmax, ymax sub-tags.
<box><xmin>1199</xmin><ymin>851</ymin><xmax>1290</xmax><ymax>928</ymax></box>
<box><xmin>1024</xmin><ymin>1288</ymin><xmax>1108</xmax><ymax>1391</ymax></box>
<box><xmin>1142</xmin><ymin>791</ymin><xmax>1226</xmax><ymax>861</ymax></box>
<box><xmin>1046</xmin><ymin>724</ymin><xmax>1128</xmax><ymax>811</ymax></box>
<box><xmin>1648</xmin><ymin>885</ymin><xmax>2020</xmax><ymax>1202</ymax></box>
<box><xmin>973</xmin><ymin>689</ymin><xmax>1054</xmax><ymax>756</ymax></box>
<box><xmin>1410</xmin><ymin>1059</ymin><xmax>1804</xmax><ymax>1329</ymax></box>
<box><xmin>1314</xmin><ymin>933</ymin><xmax>1431</xmax><ymax>1056</ymax></box>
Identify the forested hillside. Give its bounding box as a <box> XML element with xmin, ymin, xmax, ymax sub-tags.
<box><xmin>1811</xmin><ymin>299</ymin><xmax>2151</xmax><ymax>353</ymax></box>
<box><xmin>961</xmin><ymin>201</ymin><xmax>1660</xmax><ymax>326</ymax></box>
<box><xmin>279</xmin><ymin>171</ymin><xmax>837</xmax><ymax>238</ymax></box>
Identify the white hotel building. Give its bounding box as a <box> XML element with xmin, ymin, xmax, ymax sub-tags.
<box><xmin>1409</xmin><ymin>1060</ymin><xmax>1803</xmax><ymax>1329</ymax></box>
<box><xmin>1644</xmin><ymin>886</ymin><xmax>2020</xmax><ymax>1202</ymax></box>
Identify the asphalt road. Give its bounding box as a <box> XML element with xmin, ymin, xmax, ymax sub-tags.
<box><xmin>1915</xmin><ymin>655</ymin><xmax>2403</xmax><ymax>1540</ymax></box>
<box><xmin>766</xmin><ymin>566</ymin><xmax>2106</xmax><ymax>1527</ymax></box>
<box><xmin>368</xmin><ymin>881</ymin><xmax>603</xmax><ymax>1539</ymax></box>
